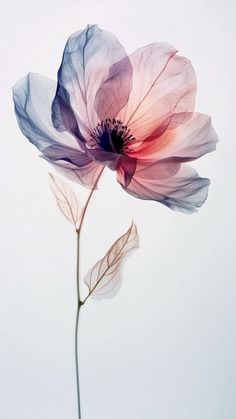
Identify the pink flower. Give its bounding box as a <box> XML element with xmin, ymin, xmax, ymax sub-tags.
<box><xmin>13</xmin><ymin>25</ymin><xmax>217</xmax><ymax>212</ymax></box>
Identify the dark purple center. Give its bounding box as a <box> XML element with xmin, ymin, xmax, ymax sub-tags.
<box><xmin>90</xmin><ymin>119</ymin><xmax>135</xmax><ymax>154</ymax></box>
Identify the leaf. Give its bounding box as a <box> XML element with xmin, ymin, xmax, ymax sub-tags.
<box><xmin>84</xmin><ymin>222</ymin><xmax>139</xmax><ymax>301</ymax></box>
<box><xmin>49</xmin><ymin>173</ymin><xmax>82</xmax><ymax>228</ymax></box>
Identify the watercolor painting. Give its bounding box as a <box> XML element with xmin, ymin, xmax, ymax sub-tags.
<box><xmin>1</xmin><ymin>1</ymin><xmax>235</xmax><ymax>419</ymax></box>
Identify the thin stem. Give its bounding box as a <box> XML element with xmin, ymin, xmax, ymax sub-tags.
<box><xmin>74</xmin><ymin>166</ymin><xmax>105</xmax><ymax>419</ymax></box>
<box><xmin>75</xmin><ymin>231</ymin><xmax>82</xmax><ymax>419</ymax></box>
<box><xmin>77</xmin><ymin>167</ymin><xmax>105</xmax><ymax>234</ymax></box>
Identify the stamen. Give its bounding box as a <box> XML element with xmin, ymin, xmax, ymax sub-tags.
<box><xmin>89</xmin><ymin>119</ymin><xmax>135</xmax><ymax>154</ymax></box>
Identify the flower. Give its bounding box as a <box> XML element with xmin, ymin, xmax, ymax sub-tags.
<box><xmin>13</xmin><ymin>25</ymin><xmax>217</xmax><ymax>213</ymax></box>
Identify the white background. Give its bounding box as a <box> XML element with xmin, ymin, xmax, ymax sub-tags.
<box><xmin>0</xmin><ymin>1</ymin><xmax>235</xmax><ymax>418</ymax></box>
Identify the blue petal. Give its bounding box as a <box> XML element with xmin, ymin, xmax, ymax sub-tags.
<box><xmin>52</xmin><ymin>25</ymin><xmax>132</xmax><ymax>136</ymax></box>
<box><xmin>13</xmin><ymin>73</ymin><xmax>79</xmax><ymax>151</ymax></box>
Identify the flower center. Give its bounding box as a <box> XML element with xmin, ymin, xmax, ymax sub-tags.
<box><xmin>90</xmin><ymin>119</ymin><xmax>135</xmax><ymax>154</ymax></box>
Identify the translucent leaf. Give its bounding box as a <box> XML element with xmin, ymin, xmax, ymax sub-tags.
<box><xmin>84</xmin><ymin>222</ymin><xmax>139</xmax><ymax>301</ymax></box>
<box><xmin>49</xmin><ymin>173</ymin><xmax>82</xmax><ymax>228</ymax></box>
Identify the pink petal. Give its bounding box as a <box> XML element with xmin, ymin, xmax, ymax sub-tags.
<box><xmin>95</xmin><ymin>56</ymin><xmax>132</xmax><ymax>122</ymax></box>
<box><xmin>129</xmin><ymin>113</ymin><xmax>218</xmax><ymax>161</ymax></box>
<box><xmin>53</xmin><ymin>25</ymin><xmax>131</xmax><ymax>137</ymax></box>
<box><xmin>117</xmin><ymin>162</ymin><xmax>210</xmax><ymax>213</ymax></box>
<box><xmin>87</xmin><ymin>148</ymin><xmax>121</xmax><ymax>170</ymax></box>
<box><xmin>118</xmin><ymin>43</ymin><xmax>196</xmax><ymax>142</ymax></box>
<box><xmin>87</xmin><ymin>150</ymin><xmax>136</xmax><ymax>183</ymax></box>
<box><xmin>133</xmin><ymin>158</ymin><xmax>181</xmax><ymax>179</ymax></box>
<box><xmin>117</xmin><ymin>155</ymin><xmax>137</xmax><ymax>187</ymax></box>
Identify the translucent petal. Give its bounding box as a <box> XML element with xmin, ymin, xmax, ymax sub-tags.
<box><xmin>13</xmin><ymin>73</ymin><xmax>101</xmax><ymax>188</ymax></box>
<box><xmin>117</xmin><ymin>163</ymin><xmax>210</xmax><ymax>213</ymax></box>
<box><xmin>129</xmin><ymin>113</ymin><xmax>218</xmax><ymax>161</ymax></box>
<box><xmin>13</xmin><ymin>73</ymin><xmax>79</xmax><ymax>151</ymax></box>
<box><xmin>52</xmin><ymin>25</ymin><xmax>131</xmax><ymax>136</ymax></box>
<box><xmin>95</xmin><ymin>56</ymin><xmax>132</xmax><ymax>121</ymax></box>
<box><xmin>119</xmin><ymin>43</ymin><xmax>196</xmax><ymax>142</ymax></box>
<box><xmin>43</xmin><ymin>144</ymin><xmax>103</xmax><ymax>188</ymax></box>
